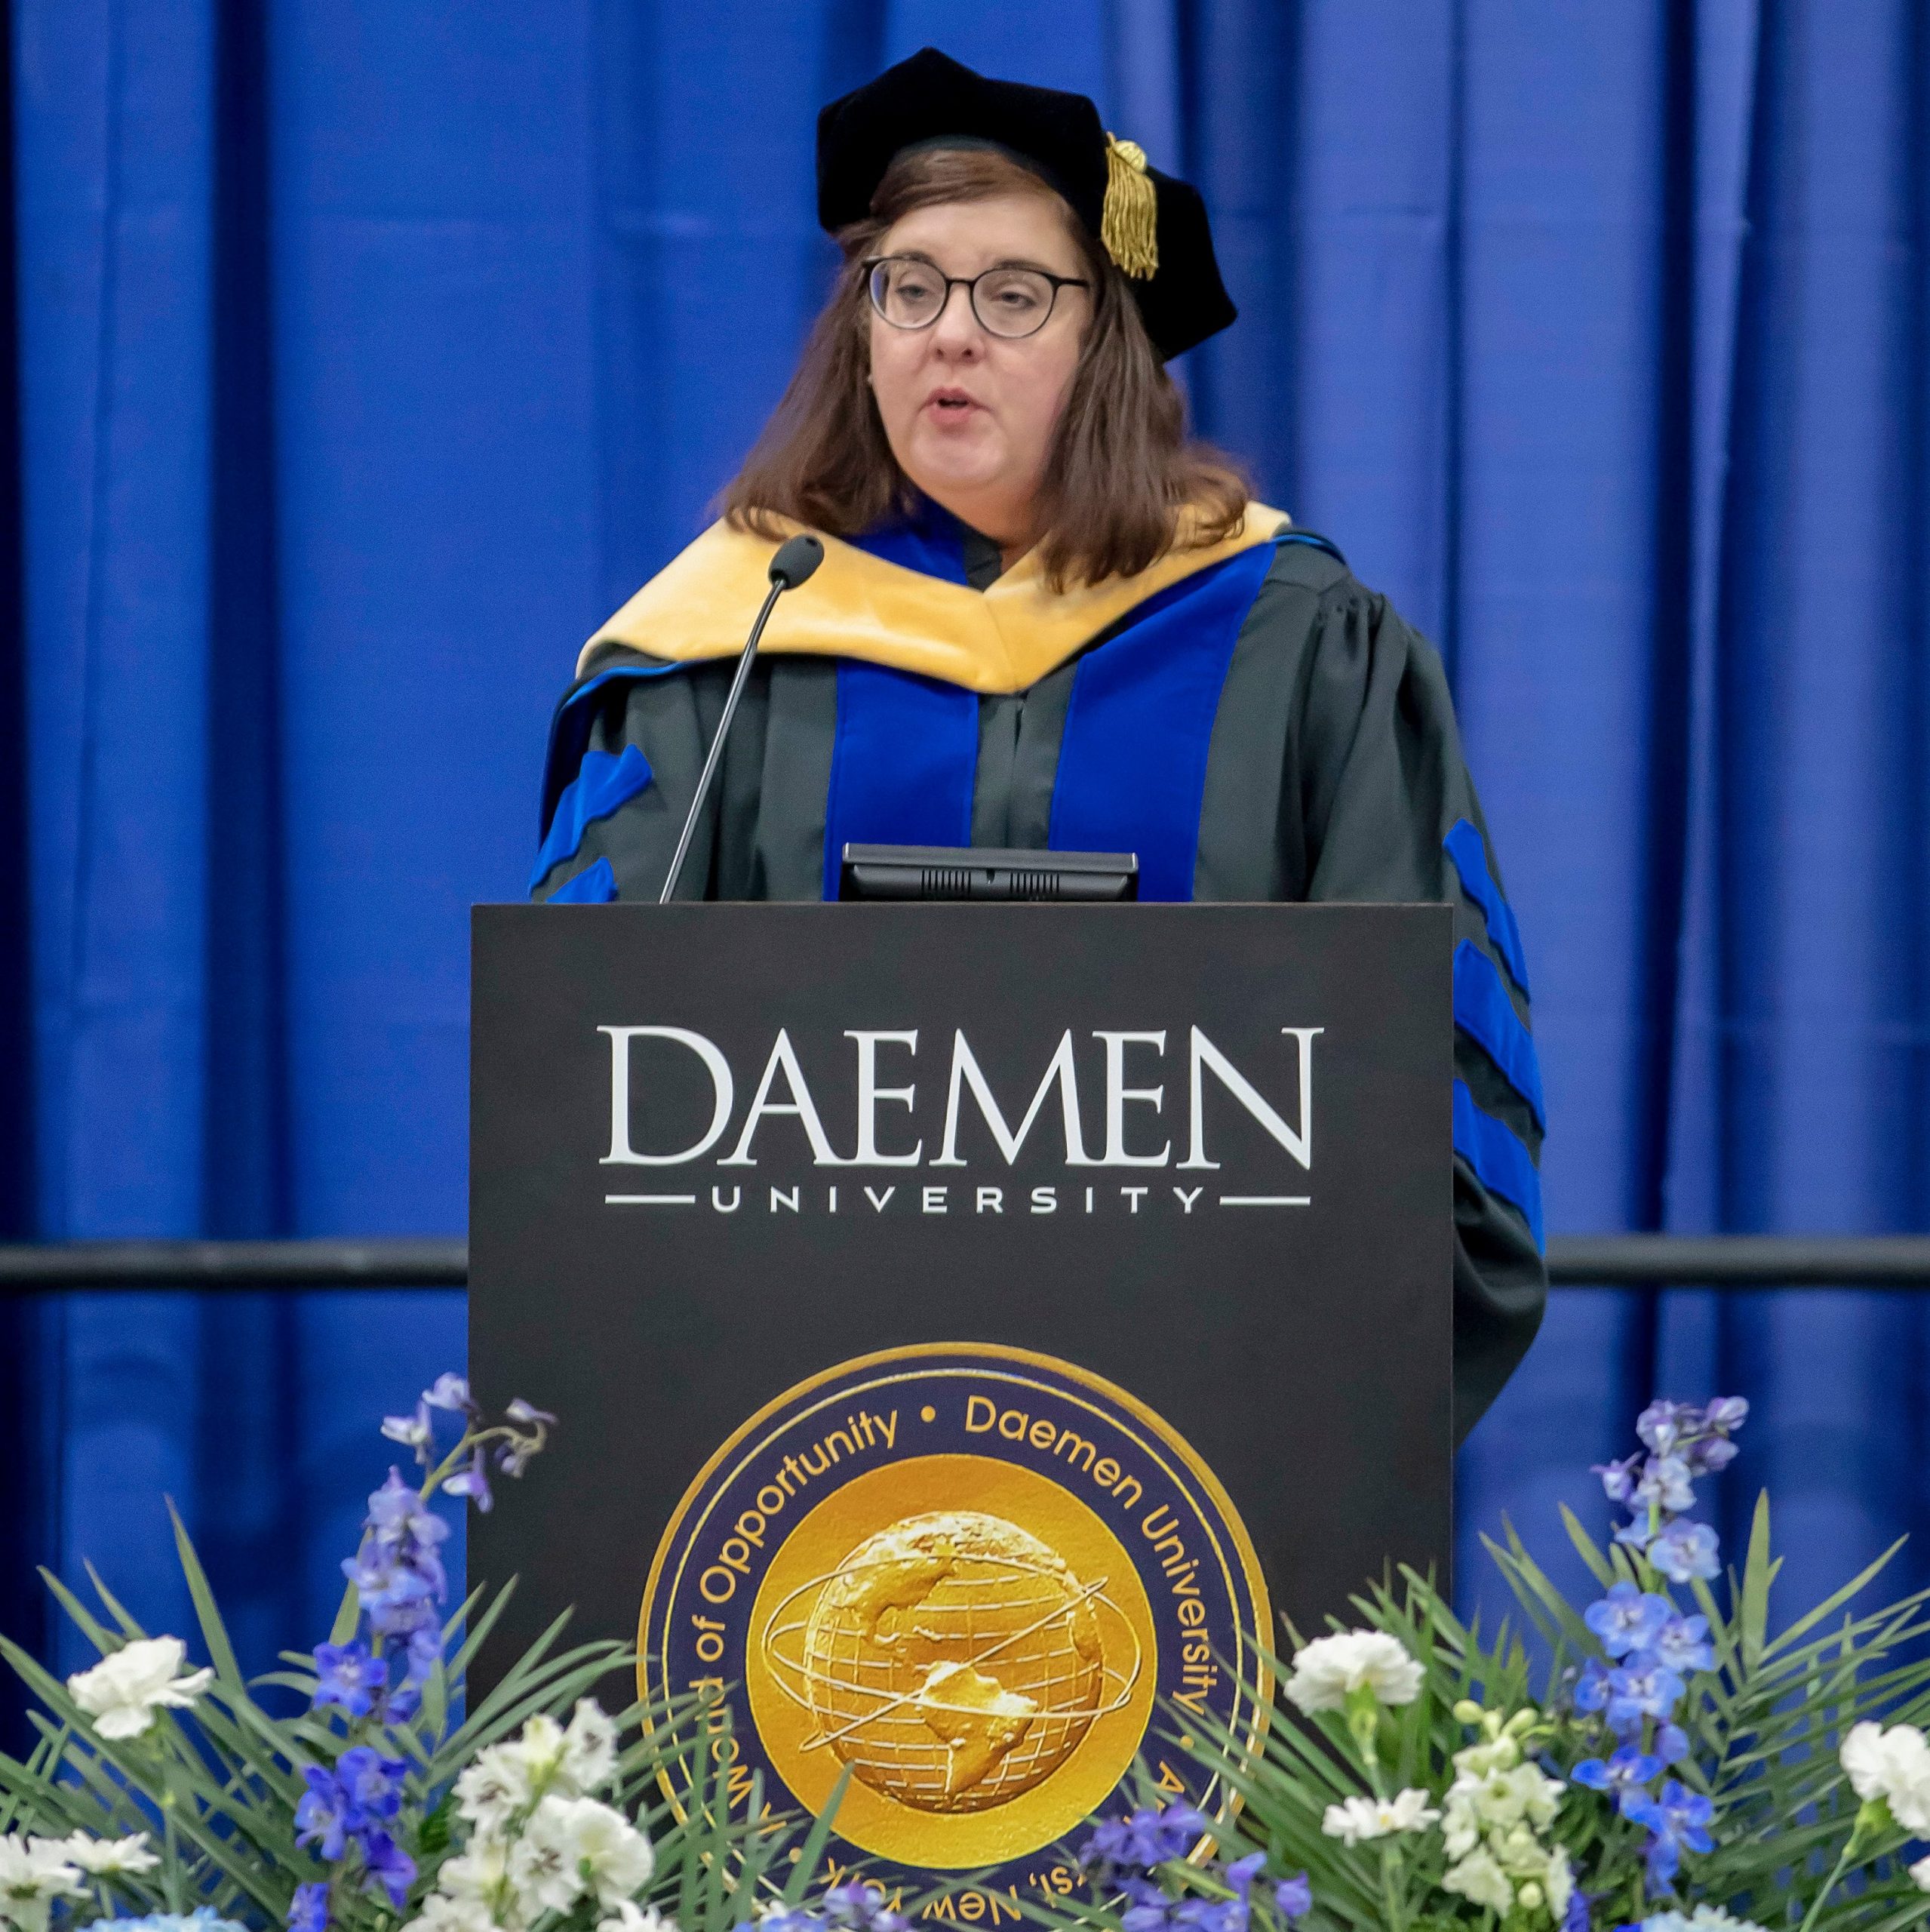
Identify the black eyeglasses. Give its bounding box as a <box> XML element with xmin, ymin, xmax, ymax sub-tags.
<box><xmin>864</xmin><ymin>256</ymin><xmax>1091</xmax><ymax>340</ymax></box>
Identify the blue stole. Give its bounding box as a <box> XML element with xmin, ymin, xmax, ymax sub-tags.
<box><xmin>823</xmin><ymin>506</ymin><xmax>1286</xmax><ymax>901</ymax></box>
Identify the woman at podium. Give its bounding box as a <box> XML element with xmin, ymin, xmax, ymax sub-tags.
<box><xmin>529</xmin><ymin>49</ymin><xmax>1546</xmax><ymax>1432</ymax></box>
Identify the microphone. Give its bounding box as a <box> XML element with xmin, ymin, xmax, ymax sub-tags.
<box><xmin>659</xmin><ymin>534</ymin><xmax>824</xmax><ymax>903</ymax></box>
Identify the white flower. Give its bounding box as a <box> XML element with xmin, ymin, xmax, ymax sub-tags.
<box><xmin>411</xmin><ymin>1897</ymin><xmax>498</xmax><ymax>1932</ymax></box>
<box><xmin>1286</xmin><ymin>1631</ymin><xmax>1425</xmax><ymax>1715</ymax></box>
<box><xmin>0</xmin><ymin>1836</ymin><xmax>88</xmax><ymax>1932</ymax></box>
<box><xmin>561</xmin><ymin>1700</ymin><xmax>619</xmax><ymax>1795</ymax></box>
<box><xmin>59</xmin><ymin>1832</ymin><xmax>159</xmax><ymax>1877</ymax></box>
<box><xmin>1320</xmin><ymin>1789</ymin><xmax>1440</xmax><ymax>1846</ymax></box>
<box><xmin>66</xmin><ymin>1637</ymin><xmax>214</xmax><ymax>1741</ymax></box>
<box><xmin>1841</xmin><ymin>1721</ymin><xmax>1930</xmax><ymax>1835</ymax></box>
<box><xmin>1541</xmin><ymin>1846</ymin><xmax>1574</xmax><ymax>1919</ymax></box>
<box><xmin>1640</xmin><ymin>1914</ymin><xmax>1769</xmax><ymax>1932</ymax></box>
<box><xmin>511</xmin><ymin>1796</ymin><xmax>653</xmax><ymax>1916</ymax></box>
<box><xmin>1440</xmin><ymin>1847</ymin><xmax>1513</xmax><ymax>1914</ymax></box>
<box><xmin>598</xmin><ymin>1904</ymin><xmax>676</xmax><ymax>1932</ymax></box>
<box><xmin>454</xmin><ymin>1744</ymin><xmax>536</xmax><ymax>1835</ymax></box>
<box><xmin>439</xmin><ymin>1835</ymin><xmax>514</xmax><ymax>1910</ymax></box>
<box><xmin>506</xmin><ymin>1714</ymin><xmax>569</xmax><ymax>1791</ymax></box>
<box><xmin>1911</xmin><ymin>1854</ymin><xmax>1930</xmax><ymax>1895</ymax></box>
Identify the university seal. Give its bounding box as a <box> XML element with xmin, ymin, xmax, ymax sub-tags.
<box><xmin>638</xmin><ymin>1343</ymin><xmax>1270</xmax><ymax>1902</ymax></box>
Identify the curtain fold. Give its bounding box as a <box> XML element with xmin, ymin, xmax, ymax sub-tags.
<box><xmin>5</xmin><ymin>0</ymin><xmax>1927</xmax><ymax>1679</ymax></box>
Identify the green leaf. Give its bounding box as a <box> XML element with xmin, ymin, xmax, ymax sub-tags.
<box><xmin>168</xmin><ymin>1500</ymin><xmax>247</xmax><ymax>1690</ymax></box>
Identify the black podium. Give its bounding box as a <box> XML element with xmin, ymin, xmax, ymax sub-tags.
<box><xmin>469</xmin><ymin>903</ymin><xmax>1451</xmax><ymax>1898</ymax></box>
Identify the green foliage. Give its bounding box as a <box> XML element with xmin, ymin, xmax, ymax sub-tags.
<box><xmin>0</xmin><ymin>1525</ymin><xmax>837</xmax><ymax>1932</ymax></box>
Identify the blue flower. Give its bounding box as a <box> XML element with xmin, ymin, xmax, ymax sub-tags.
<box><xmin>1563</xmin><ymin>1891</ymin><xmax>1592</xmax><ymax>1932</ymax></box>
<box><xmin>1606</xmin><ymin>1658</ymin><xmax>1686</xmax><ymax>1737</ymax></box>
<box><xmin>761</xmin><ymin>1911</ymin><xmax>825</xmax><ymax>1932</ymax></box>
<box><xmin>358</xmin><ymin>1828</ymin><xmax>416</xmax><ymax>1909</ymax></box>
<box><xmin>310</xmin><ymin>1642</ymin><xmax>384</xmax><ymax>1719</ymax></box>
<box><xmin>1651</xmin><ymin>1613</ymin><xmax>1715</xmax><ymax>1675</ymax></box>
<box><xmin>1273</xmin><ymin>1875</ymin><xmax>1311</xmax><ymax>1924</ymax></box>
<box><xmin>294</xmin><ymin>1766</ymin><xmax>362</xmax><ymax>1861</ymax></box>
<box><xmin>1649</xmin><ymin>1520</ymin><xmax>1720</xmax><ymax>1584</ymax></box>
<box><xmin>286</xmin><ymin>1884</ymin><xmax>330</xmax><ymax>1932</ymax></box>
<box><xmin>1572</xmin><ymin>1745</ymin><xmax>1661</xmax><ymax>1814</ymax></box>
<box><xmin>1584</xmin><ymin>1583</ymin><xmax>1673</xmax><ymax>1659</ymax></box>
<box><xmin>1655</xmin><ymin>1721</ymin><xmax>1689</xmax><ymax>1764</ymax></box>
<box><xmin>1624</xmin><ymin>1779</ymin><xmax>1714</xmax><ymax>1887</ymax></box>
<box><xmin>334</xmin><ymin>1746</ymin><xmax>407</xmax><ymax>1823</ymax></box>
<box><xmin>1575</xmin><ymin>1658</ymin><xmax>1612</xmax><ymax>1713</ymax></box>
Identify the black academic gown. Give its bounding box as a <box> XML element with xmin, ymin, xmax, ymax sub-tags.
<box><xmin>530</xmin><ymin>504</ymin><xmax>1547</xmax><ymax>1436</ymax></box>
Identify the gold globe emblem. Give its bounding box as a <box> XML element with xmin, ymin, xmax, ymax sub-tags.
<box><xmin>761</xmin><ymin>1509</ymin><xmax>1142</xmax><ymax>1814</ymax></box>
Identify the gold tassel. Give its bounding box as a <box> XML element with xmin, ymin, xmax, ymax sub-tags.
<box><xmin>1102</xmin><ymin>134</ymin><xmax>1159</xmax><ymax>279</ymax></box>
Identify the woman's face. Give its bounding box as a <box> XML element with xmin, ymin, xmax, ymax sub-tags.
<box><xmin>867</xmin><ymin>190</ymin><xmax>1091</xmax><ymax>556</ymax></box>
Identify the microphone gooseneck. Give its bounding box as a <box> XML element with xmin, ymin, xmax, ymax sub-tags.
<box><xmin>658</xmin><ymin>535</ymin><xmax>825</xmax><ymax>903</ymax></box>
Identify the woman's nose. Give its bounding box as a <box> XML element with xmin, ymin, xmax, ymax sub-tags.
<box><xmin>930</xmin><ymin>281</ymin><xmax>983</xmax><ymax>355</ymax></box>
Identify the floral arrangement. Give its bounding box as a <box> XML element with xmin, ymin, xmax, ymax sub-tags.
<box><xmin>1069</xmin><ymin>1398</ymin><xmax>1930</xmax><ymax>1931</ymax></box>
<box><xmin>9</xmin><ymin>1384</ymin><xmax>1930</xmax><ymax>1932</ymax></box>
<box><xmin>0</xmin><ymin>1377</ymin><xmax>858</xmax><ymax>1932</ymax></box>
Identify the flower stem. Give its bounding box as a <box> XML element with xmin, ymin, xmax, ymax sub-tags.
<box><xmin>1378</xmin><ymin>1845</ymin><xmax>1406</xmax><ymax>1932</ymax></box>
<box><xmin>1797</xmin><ymin>1841</ymin><xmax>1855</xmax><ymax>1932</ymax></box>
<box><xmin>161</xmin><ymin>1786</ymin><xmax>182</xmax><ymax>1915</ymax></box>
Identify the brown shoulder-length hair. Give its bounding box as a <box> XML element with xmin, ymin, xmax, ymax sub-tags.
<box><xmin>719</xmin><ymin>146</ymin><xmax>1248</xmax><ymax>589</ymax></box>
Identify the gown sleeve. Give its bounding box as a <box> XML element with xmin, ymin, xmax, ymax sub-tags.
<box><xmin>1289</xmin><ymin>558</ymin><xmax>1548</xmax><ymax>1439</ymax></box>
<box><xmin>527</xmin><ymin>648</ymin><xmax>730</xmax><ymax>904</ymax></box>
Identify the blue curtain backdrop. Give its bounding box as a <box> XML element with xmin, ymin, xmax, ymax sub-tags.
<box><xmin>3</xmin><ymin>0</ymin><xmax>1927</xmax><ymax>1700</ymax></box>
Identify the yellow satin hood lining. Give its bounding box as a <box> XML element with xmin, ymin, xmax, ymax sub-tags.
<box><xmin>581</xmin><ymin>504</ymin><xmax>1292</xmax><ymax>697</ymax></box>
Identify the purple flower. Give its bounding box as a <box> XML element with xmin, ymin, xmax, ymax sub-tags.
<box><xmin>335</xmin><ymin>1746</ymin><xmax>407</xmax><ymax>1823</ymax></box>
<box><xmin>1572</xmin><ymin>1745</ymin><xmax>1661</xmax><ymax>1814</ymax></box>
<box><xmin>1651</xmin><ymin>1613</ymin><xmax>1715</xmax><ymax>1675</ymax></box>
<box><xmin>311</xmin><ymin>1641</ymin><xmax>385</xmax><ymax>1719</ymax></box>
<box><xmin>506</xmin><ymin>1397</ymin><xmax>556</xmax><ymax>1427</ymax></box>
<box><xmin>1612</xmin><ymin>1516</ymin><xmax>1655</xmax><ymax>1553</ymax></box>
<box><xmin>1649</xmin><ymin>1520</ymin><xmax>1720</xmax><ymax>1584</ymax></box>
<box><xmin>423</xmin><ymin>1373</ymin><xmax>476</xmax><ymax>1415</ymax></box>
<box><xmin>1274</xmin><ymin>1875</ymin><xmax>1311</xmax><ymax>1924</ymax></box>
<box><xmin>1592</xmin><ymin>1453</ymin><xmax>1643</xmax><ymax>1506</ymax></box>
<box><xmin>358</xmin><ymin>1828</ymin><xmax>416</xmax><ymax>1909</ymax></box>
<box><xmin>1633</xmin><ymin>1456</ymin><xmax>1696</xmax><ymax>1515</ymax></box>
<box><xmin>1702</xmin><ymin>1396</ymin><xmax>1749</xmax><ymax>1432</ymax></box>
<box><xmin>822</xmin><ymin>1881</ymin><xmax>908</xmax><ymax>1932</ymax></box>
<box><xmin>1605</xmin><ymin>1658</ymin><xmax>1685</xmax><ymax>1737</ymax></box>
<box><xmin>442</xmin><ymin>1447</ymin><xmax>494</xmax><ymax>1513</ymax></box>
<box><xmin>1655</xmin><ymin>1721</ymin><xmax>1689</xmax><ymax>1764</ymax></box>
<box><xmin>287</xmin><ymin>1881</ymin><xmax>330</xmax><ymax>1932</ymax></box>
<box><xmin>1080</xmin><ymin>1804</ymin><xmax>1211</xmax><ymax>1872</ymax></box>
<box><xmin>1624</xmin><ymin>1779</ymin><xmax>1714</xmax><ymax>1887</ymax></box>
<box><xmin>1119</xmin><ymin>1878</ymin><xmax>1172</xmax><ymax>1932</ymax></box>
<box><xmin>364</xmin><ymin>1470</ymin><xmax>450</xmax><ymax>1554</ymax></box>
<box><xmin>380</xmin><ymin>1400</ymin><xmax>434</xmax><ymax>1464</ymax></box>
<box><xmin>1584</xmin><ymin>1582</ymin><xmax>1673</xmax><ymax>1659</ymax></box>
<box><xmin>1224</xmin><ymin>1854</ymin><xmax>1266</xmax><ymax>1897</ymax></box>
<box><xmin>1563</xmin><ymin>1889</ymin><xmax>1592</xmax><ymax>1932</ymax></box>
<box><xmin>343</xmin><ymin>1546</ymin><xmax>441</xmax><ymax>1641</ymax></box>
<box><xmin>294</xmin><ymin>1765</ymin><xmax>362</xmax><ymax>1861</ymax></box>
<box><xmin>1636</xmin><ymin>1401</ymin><xmax>1698</xmax><ymax>1457</ymax></box>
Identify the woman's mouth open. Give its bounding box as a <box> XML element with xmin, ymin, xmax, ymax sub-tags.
<box><xmin>925</xmin><ymin>388</ymin><xmax>982</xmax><ymax>420</ymax></box>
